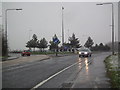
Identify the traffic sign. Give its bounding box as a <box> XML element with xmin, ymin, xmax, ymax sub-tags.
<box><xmin>53</xmin><ymin>37</ymin><xmax>59</xmax><ymax>44</ymax></box>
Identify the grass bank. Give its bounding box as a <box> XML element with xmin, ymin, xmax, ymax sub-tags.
<box><xmin>104</xmin><ymin>54</ymin><xmax>120</xmax><ymax>88</ymax></box>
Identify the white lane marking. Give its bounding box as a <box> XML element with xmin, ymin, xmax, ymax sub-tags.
<box><xmin>31</xmin><ymin>62</ymin><xmax>79</xmax><ymax>89</ymax></box>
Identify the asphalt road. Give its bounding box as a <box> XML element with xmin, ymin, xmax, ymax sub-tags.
<box><xmin>2</xmin><ymin>52</ymin><xmax>111</xmax><ymax>89</ymax></box>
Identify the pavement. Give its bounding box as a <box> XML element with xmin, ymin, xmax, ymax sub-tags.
<box><xmin>2</xmin><ymin>57</ymin><xmax>19</xmax><ymax>61</ymax></box>
<box><xmin>2</xmin><ymin>55</ymin><xmax>50</xmax><ymax>68</ymax></box>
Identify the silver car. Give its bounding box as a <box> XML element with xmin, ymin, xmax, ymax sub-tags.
<box><xmin>78</xmin><ymin>48</ymin><xmax>92</xmax><ymax>57</ymax></box>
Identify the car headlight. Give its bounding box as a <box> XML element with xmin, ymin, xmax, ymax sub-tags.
<box><xmin>79</xmin><ymin>52</ymin><xmax>81</xmax><ymax>54</ymax></box>
<box><xmin>84</xmin><ymin>52</ymin><xmax>88</xmax><ymax>54</ymax></box>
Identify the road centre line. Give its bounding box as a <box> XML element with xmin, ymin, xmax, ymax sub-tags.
<box><xmin>30</xmin><ymin>61</ymin><xmax>80</xmax><ymax>89</ymax></box>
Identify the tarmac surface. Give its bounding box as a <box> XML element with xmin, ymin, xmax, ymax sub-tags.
<box><xmin>2</xmin><ymin>52</ymin><xmax>111</xmax><ymax>89</ymax></box>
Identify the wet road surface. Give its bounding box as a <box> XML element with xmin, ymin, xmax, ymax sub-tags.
<box><xmin>71</xmin><ymin>52</ymin><xmax>111</xmax><ymax>88</ymax></box>
<box><xmin>2</xmin><ymin>52</ymin><xmax>111</xmax><ymax>89</ymax></box>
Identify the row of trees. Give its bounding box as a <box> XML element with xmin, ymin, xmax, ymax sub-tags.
<box><xmin>26</xmin><ymin>34</ymin><xmax>48</xmax><ymax>51</ymax></box>
<box><xmin>26</xmin><ymin>33</ymin><xmax>111</xmax><ymax>52</ymax></box>
<box><xmin>26</xmin><ymin>33</ymin><xmax>81</xmax><ymax>51</ymax></box>
<box><xmin>83</xmin><ymin>37</ymin><xmax>110</xmax><ymax>51</ymax></box>
<box><xmin>91</xmin><ymin>43</ymin><xmax>110</xmax><ymax>51</ymax></box>
<box><xmin>63</xmin><ymin>35</ymin><xmax>94</xmax><ymax>50</ymax></box>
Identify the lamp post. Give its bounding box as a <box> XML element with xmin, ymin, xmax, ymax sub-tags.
<box><xmin>96</xmin><ymin>3</ymin><xmax>114</xmax><ymax>55</ymax></box>
<box><xmin>62</xmin><ymin>6</ymin><xmax>64</xmax><ymax>46</ymax></box>
<box><xmin>68</xmin><ymin>29</ymin><xmax>70</xmax><ymax>43</ymax></box>
<box><xmin>5</xmin><ymin>8</ymin><xmax>22</xmax><ymax>56</ymax></box>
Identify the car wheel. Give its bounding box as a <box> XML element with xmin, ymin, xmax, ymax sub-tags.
<box><xmin>22</xmin><ymin>54</ymin><xmax>24</xmax><ymax>56</ymax></box>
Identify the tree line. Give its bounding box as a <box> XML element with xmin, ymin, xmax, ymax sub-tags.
<box><xmin>26</xmin><ymin>34</ymin><xmax>48</xmax><ymax>51</ymax></box>
<box><xmin>26</xmin><ymin>33</ymin><xmax>81</xmax><ymax>51</ymax></box>
<box><xmin>91</xmin><ymin>43</ymin><xmax>110</xmax><ymax>51</ymax></box>
<box><xmin>1</xmin><ymin>29</ymin><xmax>111</xmax><ymax>57</ymax></box>
<box><xmin>26</xmin><ymin>33</ymin><xmax>110</xmax><ymax>52</ymax></box>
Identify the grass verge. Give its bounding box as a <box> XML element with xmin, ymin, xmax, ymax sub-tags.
<box><xmin>104</xmin><ymin>54</ymin><xmax>120</xmax><ymax>88</ymax></box>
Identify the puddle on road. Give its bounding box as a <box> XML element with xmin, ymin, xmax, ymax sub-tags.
<box><xmin>85</xmin><ymin>58</ymin><xmax>89</xmax><ymax>75</ymax></box>
<box><xmin>78</xmin><ymin>58</ymin><xmax>82</xmax><ymax>69</ymax></box>
<box><xmin>77</xmin><ymin>57</ymin><xmax>94</xmax><ymax>79</ymax></box>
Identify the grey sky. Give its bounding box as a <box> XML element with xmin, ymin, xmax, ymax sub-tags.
<box><xmin>2</xmin><ymin>2</ymin><xmax>118</xmax><ymax>50</ymax></box>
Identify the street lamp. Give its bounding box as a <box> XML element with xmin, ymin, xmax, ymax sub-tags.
<box><xmin>96</xmin><ymin>3</ymin><xmax>114</xmax><ymax>55</ymax></box>
<box><xmin>62</xmin><ymin>6</ymin><xmax>64</xmax><ymax>46</ymax></box>
<box><xmin>5</xmin><ymin>8</ymin><xmax>22</xmax><ymax>56</ymax></box>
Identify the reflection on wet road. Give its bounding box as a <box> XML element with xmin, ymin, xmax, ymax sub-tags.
<box><xmin>77</xmin><ymin>57</ymin><xmax>93</xmax><ymax>83</ymax></box>
<box><xmin>85</xmin><ymin>58</ymin><xmax>89</xmax><ymax>75</ymax></box>
<box><xmin>78</xmin><ymin>57</ymin><xmax>93</xmax><ymax>74</ymax></box>
<box><xmin>72</xmin><ymin>52</ymin><xmax>111</xmax><ymax>88</ymax></box>
<box><xmin>3</xmin><ymin>52</ymin><xmax>111</xmax><ymax>88</ymax></box>
<box><xmin>78</xmin><ymin>58</ymin><xmax>82</xmax><ymax>69</ymax></box>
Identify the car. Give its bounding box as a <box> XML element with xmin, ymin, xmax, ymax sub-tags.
<box><xmin>78</xmin><ymin>48</ymin><xmax>92</xmax><ymax>57</ymax></box>
<box><xmin>21</xmin><ymin>50</ymin><xmax>31</xmax><ymax>56</ymax></box>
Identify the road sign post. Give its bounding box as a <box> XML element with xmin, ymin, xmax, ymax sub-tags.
<box><xmin>53</xmin><ymin>36</ymin><xmax>60</xmax><ymax>56</ymax></box>
<box><xmin>55</xmin><ymin>48</ymin><xmax>58</xmax><ymax>56</ymax></box>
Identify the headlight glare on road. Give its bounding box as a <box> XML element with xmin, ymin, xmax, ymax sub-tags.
<box><xmin>84</xmin><ymin>52</ymin><xmax>88</xmax><ymax>54</ymax></box>
<box><xmin>79</xmin><ymin>52</ymin><xmax>81</xmax><ymax>54</ymax></box>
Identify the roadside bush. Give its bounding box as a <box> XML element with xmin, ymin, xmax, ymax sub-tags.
<box><xmin>104</xmin><ymin>55</ymin><xmax>120</xmax><ymax>88</ymax></box>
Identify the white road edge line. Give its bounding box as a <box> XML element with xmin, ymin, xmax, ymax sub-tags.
<box><xmin>30</xmin><ymin>62</ymin><xmax>79</xmax><ymax>90</ymax></box>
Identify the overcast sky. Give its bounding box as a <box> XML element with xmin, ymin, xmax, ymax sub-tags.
<box><xmin>1</xmin><ymin>2</ymin><xmax>118</xmax><ymax>50</ymax></box>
